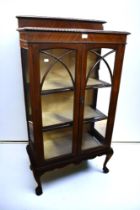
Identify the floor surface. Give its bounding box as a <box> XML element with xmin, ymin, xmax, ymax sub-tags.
<box><xmin>0</xmin><ymin>143</ymin><xmax>140</xmax><ymax>210</ymax></box>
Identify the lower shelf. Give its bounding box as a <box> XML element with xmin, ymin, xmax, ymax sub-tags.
<box><xmin>42</xmin><ymin>105</ymin><xmax>106</xmax><ymax>128</ymax></box>
<box><xmin>41</xmin><ymin>77</ymin><xmax>110</xmax><ymax>93</ymax></box>
<box><xmin>43</xmin><ymin>128</ymin><xmax>72</xmax><ymax>159</ymax></box>
<box><xmin>82</xmin><ymin>133</ymin><xmax>102</xmax><ymax>150</ymax></box>
<box><xmin>43</xmin><ymin>128</ymin><xmax>103</xmax><ymax>160</ymax></box>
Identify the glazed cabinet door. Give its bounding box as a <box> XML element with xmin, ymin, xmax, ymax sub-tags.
<box><xmin>79</xmin><ymin>46</ymin><xmax>116</xmax><ymax>152</ymax></box>
<box><xmin>39</xmin><ymin>44</ymin><xmax>80</xmax><ymax>161</ymax></box>
<box><xmin>22</xmin><ymin>44</ymin><xmax>81</xmax><ymax>162</ymax></box>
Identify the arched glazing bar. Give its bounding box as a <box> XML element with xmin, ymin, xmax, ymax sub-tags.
<box><xmin>86</xmin><ymin>49</ymin><xmax>115</xmax><ymax>85</ymax></box>
<box><xmin>40</xmin><ymin>50</ymin><xmax>75</xmax><ymax>89</ymax></box>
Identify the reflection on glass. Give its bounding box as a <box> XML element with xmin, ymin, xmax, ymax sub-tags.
<box><xmin>43</xmin><ymin>127</ymin><xmax>73</xmax><ymax>159</ymax></box>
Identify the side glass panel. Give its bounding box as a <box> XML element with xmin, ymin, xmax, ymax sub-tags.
<box><xmin>40</xmin><ymin>49</ymin><xmax>76</xmax><ymax>160</ymax></box>
<box><xmin>81</xmin><ymin>48</ymin><xmax>115</xmax><ymax>151</ymax></box>
<box><xmin>21</xmin><ymin>49</ymin><xmax>34</xmax><ymax>142</ymax></box>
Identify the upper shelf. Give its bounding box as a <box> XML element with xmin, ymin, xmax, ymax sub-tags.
<box><xmin>41</xmin><ymin>77</ymin><xmax>111</xmax><ymax>95</ymax></box>
<box><xmin>42</xmin><ymin>105</ymin><xmax>107</xmax><ymax>131</ymax></box>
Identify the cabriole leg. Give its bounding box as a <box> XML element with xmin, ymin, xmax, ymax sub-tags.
<box><xmin>103</xmin><ymin>148</ymin><xmax>113</xmax><ymax>173</ymax></box>
<box><xmin>26</xmin><ymin>144</ymin><xmax>43</xmax><ymax>195</ymax></box>
<box><xmin>34</xmin><ymin>172</ymin><xmax>43</xmax><ymax>196</ymax></box>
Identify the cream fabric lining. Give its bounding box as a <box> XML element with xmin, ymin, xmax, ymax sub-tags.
<box><xmin>42</xmin><ymin>105</ymin><xmax>102</xmax><ymax>127</ymax></box>
<box><xmin>43</xmin><ymin>128</ymin><xmax>101</xmax><ymax>160</ymax></box>
<box><xmin>40</xmin><ymin>49</ymin><xmax>75</xmax><ymax>91</ymax></box>
<box><xmin>41</xmin><ymin>89</ymin><xmax>103</xmax><ymax>127</ymax></box>
<box><xmin>40</xmin><ymin>49</ymin><xmax>102</xmax><ymax>91</ymax></box>
<box><xmin>43</xmin><ymin>128</ymin><xmax>72</xmax><ymax>159</ymax></box>
<box><xmin>42</xmin><ymin>77</ymin><xmax>103</xmax><ymax>91</ymax></box>
<box><xmin>81</xmin><ymin>133</ymin><xmax>101</xmax><ymax>150</ymax></box>
<box><xmin>41</xmin><ymin>92</ymin><xmax>73</xmax><ymax>126</ymax></box>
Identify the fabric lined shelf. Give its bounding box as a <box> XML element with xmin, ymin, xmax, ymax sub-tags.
<box><xmin>82</xmin><ymin>133</ymin><xmax>102</xmax><ymax>150</ymax></box>
<box><xmin>42</xmin><ymin>105</ymin><xmax>107</xmax><ymax>130</ymax></box>
<box><xmin>41</xmin><ymin>77</ymin><xmax>111</xmax><ymax>95</ymax></box>
<box><xmin>87</xmin><ymin>78</ymin><xmax>111</xmax><ymax>88</ymax></box>
<box><xmin>41</xmin><ymin>75</ymin><xmax>73</xmax><ymax>94</ymax></box>
<box><xmin>43</xmin><ymin>128</ymin><xmax>72</xmax><ymax>159</ymax></box>
<box><xmin>43</xmin><ymin>129</ymin><xmax>103</xmax><ymax>160</ymax></box>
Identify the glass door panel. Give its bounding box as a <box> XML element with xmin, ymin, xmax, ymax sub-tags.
<box><xmin>43</xmin><ymin>127</ymin><xmax>73</xmax><ymax>159</ymax></box>
<box><xmin>86</xmin><ymin>49</ymin><xmax>112</xmax><ymax>88</ymax></box>
<box><xmin>40</xmin><ymin>48</ymin><xmax>76</xmax><ymax>159</ymax></box>
<box><xmin>40</xmin><ymin>49</ymin><xmax>75</xmax><ymax>94</ymax></box>
<box><xmin>41</xmin><ymin>91</ymin><xmax>73</xmax><ymax>129</ymax></box>
<box><xmin>81</xmin><ymin>48</ymin><xmax>115</xmax><ymax>151</ymax></box>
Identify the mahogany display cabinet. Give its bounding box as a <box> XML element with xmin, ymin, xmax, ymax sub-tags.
<box><xmin>17</xmin><ymin>16</ymin><xmax>129</xmax><ymax>195</ymax></box>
